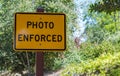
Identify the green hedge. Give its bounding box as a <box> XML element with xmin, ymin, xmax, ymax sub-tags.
<box><xmin>79</xmin><ymin>41</ymin><xmax>119</xmax><ymax>60</ymax></box>
<box><xmin>61</xmin><ymin>52</ymin><xmax>120</xmax><ymax>76</ymax></box>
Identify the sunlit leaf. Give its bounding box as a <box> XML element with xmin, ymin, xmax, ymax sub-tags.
<box><xmin>0</xmin><ymin>32</ymin><xmax>4</xmax><ymax>35</ymax></box>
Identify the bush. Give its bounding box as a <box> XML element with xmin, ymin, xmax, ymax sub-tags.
<box><xmin>44</xmin><ymin>40</ymin><xmax>119</xmax><ymax>71</ymax></box>
<box><xmin>80</xmin><ymin>41</ymin><xmax>118</xmax><ymax>60</ymax></box>
<box><xmin>61</xmin><ymin>52</ymin><xmax>120</xmax><ymax>76</ymax></box>
<box><xmin>109</xmin><ymin>68</ymin><xmax>120</xmax><ymax>76</ymax></box>
<box><xmin>44</xmin><ymin>52</ymin><xmax>64</xmax><ymax>71</ymax></box>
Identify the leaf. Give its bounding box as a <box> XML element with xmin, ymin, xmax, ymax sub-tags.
<box><xmin>0</xmin><ymin>32</ymin><xmax>4</xmax><ymax>35</ymax></box>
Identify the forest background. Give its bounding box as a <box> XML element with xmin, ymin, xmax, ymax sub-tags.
<box><xmin>0</xmin><ymin>0</ymin><xmax>120</xmax><ymax>76</ymax></box>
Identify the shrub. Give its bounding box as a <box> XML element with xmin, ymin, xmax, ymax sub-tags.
<box><xmin>80</xmin><ymin>41</ymin><xmax>117</xmax><ymax>60</ymax></box>
<box><xmin>61</xmin><ymin>52</ymin><xmax>120</xmax><ymax>76</ymax></box>
<box><xmin>109</xmin><ymin>68</ymin><xmax>120</xmax><ymax>76</ymax></box>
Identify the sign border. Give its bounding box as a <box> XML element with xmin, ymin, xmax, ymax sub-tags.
<box><xmin>14</xmin><ymin>12</ymin><xmax>66</xmax><ymax>51</ymax></box>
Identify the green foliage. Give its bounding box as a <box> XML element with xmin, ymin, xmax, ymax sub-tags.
<box><xmin>61</xmin><ymin>39</ymin><xmax>120</xmax><ymax>75</ymax></box>
<box><xmin>44</xmin><ymin>52</ymin><xmax>63</xmax><ymax>70</ymax></box>
<box><xmin>86</xmin><ymin>26</ymin><xmax>106</xmax><ymax>43</ymax></box>
<box><xmin>104</xmin><ymin>23</ymin><xmax>116</xmax><ymax>33</ymax></box>
<box><xmin>85</xmin><ymin>12</ymin><xmax>106</xmax><ymax>43</ymax></box>
<box><xmin>109</xmin><ymin>68</ymin><xmax>120</xmax><ymax>76</ymax></box>
<box><xmin>0</xmin><ymin>0</ymin><xmax>77</xmax><ymax>73</ymax></box>
<box><xmin>61</xmin><ymin>52</ymin><xmax>120</xmax><ymax>76</ymax></box>
<box><xmin>89</xmin><ymin>0</ymin><xmax>120</xmax><ymax>14</ymax></box>
<box><xmin>44</xmin><ymin>40</ymin><xmax>82</xmax><ymax>71</ymax></box>
<box><xmin>104</xmin><ymin>19</ymin><xmax>120</xmax><ymax>33</ymax></box>
<box><xmin>80</xmin><ymin>41</ymin><xmax>117</xmax><ymax>60</ymax></box>
<box><xmin>60</xmin><ymin>1</ymin><xmax>120</xmax><ymax>75</ymax></box>
<box><xmin>85</xmin><ymin>11</ymin><xmax>120</xmax><ymax>44</ymax></box>
<box><xmin>0</xmin><ymin>0</ymin><xmax>36</xmax><ymax>74</ymax></box>
<box><xmin>106</xmin><ymin>31</ymin><xmax>120</xmax><ymax>44</ymax></box>
<box><xmin>59</xmin><ymin>1</ymin><xmax>120</xmax><ymax>76</ymax></box>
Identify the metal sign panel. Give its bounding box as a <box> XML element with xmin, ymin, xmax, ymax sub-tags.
<box><xmin>14</xmin><ymin>13</ymin><xmax>66</xmax><ymax>51</ymax></box>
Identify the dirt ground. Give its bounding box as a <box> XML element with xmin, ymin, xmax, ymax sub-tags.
<box><xmin>44</xmin><ymin>69</ymin><xmax>63</xmax><ymax>76</ymax></box>
<box><xmin>0</xmin><ymin>69</ymin><xmax>63</xmax><ymax>76</ymax></box>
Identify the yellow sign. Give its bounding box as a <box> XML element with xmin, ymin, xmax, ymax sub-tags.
<box><xmin>14</xmin><ymin>13</ymin><xmax>66</xmax><ymax>51</ymax></box>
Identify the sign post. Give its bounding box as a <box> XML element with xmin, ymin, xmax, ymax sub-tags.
<box><xmin>36</xmin><ymin>7</ymin><xmax>44</xmax><ymax>76</ymax></box>
<box><xmin>14</xmin><ymin>7</ymin><xmax>66</xmax><ymax>76</ymax></box>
